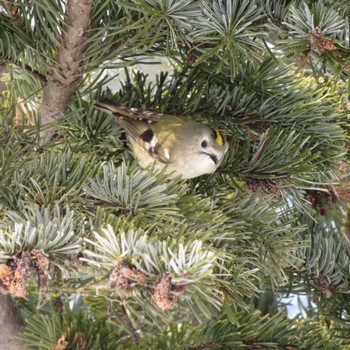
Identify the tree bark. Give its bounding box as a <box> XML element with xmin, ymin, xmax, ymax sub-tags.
<box><xmin>0</xmin><ymin>67</ymin><xmax>24</xmax><ymax>349</ymax></box>
<box><xmin>39</xmin><ymin>0</ymin><xmax>92</xmax><ymax>143</ymax></box>
<box><xmin>0</xmin><ymin>294</ymin><xmax>23</xmax><ymax>349</ymax></box>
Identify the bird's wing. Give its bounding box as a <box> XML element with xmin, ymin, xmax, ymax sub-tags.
<box><xmin>95</xmin><ymin>101</ymin><xmax>181</xmax><ymax>164</ymax></box>
<box><xmin>118</xmin><ymin>118</ymin><xmax>174</xmax><ymax>164</ymax></box>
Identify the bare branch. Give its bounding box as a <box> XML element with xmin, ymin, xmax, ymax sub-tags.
<box><xmin>39</xmin><ymin>0</ymin><xmax>93</xmax><ymax>143</ymax></box>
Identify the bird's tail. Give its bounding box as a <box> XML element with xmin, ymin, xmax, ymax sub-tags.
<box><xmin>94</xmin><ymin>100</ymin><xmax>134</xmax><ymax>118</ymax></box>
<box><xmin>95</xmin><ymin>101</ymin><xmax>170</xmax><ymax>120</ymax></box>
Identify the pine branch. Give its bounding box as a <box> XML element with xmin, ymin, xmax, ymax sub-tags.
<box><xmin>39</xmin><ymin>0</ymin><xmax>93</xmax><ymax>143</ymax></box>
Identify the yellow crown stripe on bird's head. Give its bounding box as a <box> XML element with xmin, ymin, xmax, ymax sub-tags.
<box><xmin>213</xmin><ymin>129</ymin><xmax>224</xmax><ymax>146</ymax></box>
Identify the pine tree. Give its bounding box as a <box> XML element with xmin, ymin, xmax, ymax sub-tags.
<box><xmin>1</xmin><ymin>0</ymin><xmax>350</xmax><ymax>349</ymax></box>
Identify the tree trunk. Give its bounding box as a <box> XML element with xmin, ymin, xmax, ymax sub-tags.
<box><xmin>39</xmin><ymin>0</ymin><xmax>92</xmax><ymax>144</ymax></box>
<box><xmin>0</xmin><ymin>295</ymin><xmax>23</xmax><ymax>349</ymax></box>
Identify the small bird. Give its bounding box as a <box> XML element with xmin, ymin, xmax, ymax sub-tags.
<box><xmin>95</xmin><ymin>101</ymin><xmax>229</xmax><ymax>179</ymax></box>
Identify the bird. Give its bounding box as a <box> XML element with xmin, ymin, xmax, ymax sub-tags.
<box><xmin>94</xmin><ymin>101</ymin><xmax>229</xmax><ymax>179</ymax></box>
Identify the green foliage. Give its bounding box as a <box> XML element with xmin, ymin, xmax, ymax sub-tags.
<box><xmin>0</xmin><ymin>204</ymin><xmax>80</xmax><ymax>259</ymax></box>
<box><xmin>191</xmin><ymin>0</ymin><xmax>265</xmax><ymax>80</ymax></box>
<box><xmin>19</xmin><ymin>301</ymin><xmax>347</xmax><ymax>350</ymax></box>
<box><xmin>19</xmin><ymin>299</ymin><xmax>121</xmax><ymax>350</ymax></box>
<box><xmin>116</xmin><ymin>0</ymin><xmax>201</xmax><ymax>52</ymax></box>
<box><xmin>82</xmin><ymin>224</ymin><xmax>223</xmax><ymax>318</ymax></box>
<box><xmin>283</xmin><ymin>2</ymin><xmax>345</xmax><ymax>51</ymax></box>
<box><xmin>1</xmin><ymin>0</ymin><xmax>350</xmax><ymax>348</ymax></box>
<box><xmin>10</xmin><ymin>150</ymin><xmax>99</xmax><ymax>207</ymax></box>
<box><xmin>59</xmin><ymin>97</ymin><xmax>125</xmax><ymax>157</ymax></box>
<box><xmin>84</xmin><ymin>162</ymin><xmax>185</xmax><ymax>218</ymax></box>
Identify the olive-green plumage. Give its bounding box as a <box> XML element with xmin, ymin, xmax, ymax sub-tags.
<box><xmin>95</xmin><ymin>101</ymin><xmax>229</xmax><ymax>179</ymax></box>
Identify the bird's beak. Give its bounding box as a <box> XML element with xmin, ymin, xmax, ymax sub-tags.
<box><xmin>203</xmin><ymin>152</ymin><xmax>218</xmax><ymax>165</ymax></box>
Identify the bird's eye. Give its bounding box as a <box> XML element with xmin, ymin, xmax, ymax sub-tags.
<box><xmin>201</xmin><ymin>140</ymin><xmax>208</xmax><ymax>148</ymax></box>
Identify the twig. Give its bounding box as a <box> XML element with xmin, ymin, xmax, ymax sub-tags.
<box><xmin>249</xmin><ymin>128</ymin><xmax>270</xmax><ymax>165</ymax></box>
